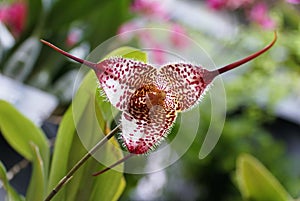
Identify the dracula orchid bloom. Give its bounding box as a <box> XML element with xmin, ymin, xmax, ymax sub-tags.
<box><xmin>41</xmin><ymin>31</ymin><xmax>277</xmax><ymax>170</ymax></box>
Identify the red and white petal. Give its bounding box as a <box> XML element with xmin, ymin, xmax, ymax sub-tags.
<box><xmin>120</xmin><ymin>107</ymin><xmax>177</xmax><ymax>154</ymax></box>
<box><xmin>159</xmin><ymin>63</ymin><xmax>212</xmax><ymax>111</ymax></box>
<box><xmin>96</xmin><ymin>58</ymin><xmax>157</xmax><ymax>111</ymax></box>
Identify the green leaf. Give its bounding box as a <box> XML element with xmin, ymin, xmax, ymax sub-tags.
<box><xmin>26</xmin><ymin>143</ymin><xmax>46</xmax><ymax>201</ymax></box>
<box><xmin>111</xmin><ymin>177</ymin><xmax>126</xmax><ymax>201</ymax></box>
<box><xmin>46</xmin><ymin>107</ymin><xmax>76</xmax><ymax>201</ymax></box>
<box><xmin>95</xmin><ymin>88</ymin><xmax>118</xmax><ymax>127</ymax></box>
<box><xmin>104</xmin><ymin>47</ymin><xmax>147</xmax><ymax>62</ymax></box>
<box><xmin>63</xmin><ymin>92</ymin><xmax>104</xmax><ymax>201</ymax></box>
<box><xmin>90</xmin><ymin>168</ymin><xmax>126</xmax><ymax>201</ymax></box>
<box><xmin>89</xmin><ymin>99</ymin><xmax>126</xmax><ymax>201</ymax></box>
<box><xmin>123</xmin><ymin>50</ymin><xmax>147</xmax><ymax>62</ymax></box>
<box><xmin>236</xmin><ymin>153</ymin><xmax>293</xmax><ymax>201</ymax></box>
<box><xmin>0</xmin><ymin>161</ymin><xmax>25</xmax><ymax>201</ymax></box>
<box><xmin>0</xmin><ymin>100</ymin><xmax>49</xmax><ymax>177</ymax></box>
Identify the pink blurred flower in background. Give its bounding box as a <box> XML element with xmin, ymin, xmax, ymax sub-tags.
<box><xmin>117</xmin><ymin>0</ymin><xmax>190</xmax><ymax>64</ymax></box>
<box><xmin>286</xmin><ymin>0</ymin><xmax>300</xmax><ymax>4</ymax></box>
<box><xmin>170</xmin><ymin>24</ymin><xmax>189</xmax><ymax>49</ymax></box>
<box><xmin>207</xmin><ymin>0</ymin><xmax>227</xmax><ymax>10</ymax></box>
<box><xmin>66</xmin><ymin>28</ymin><xmax>83</xmax><ymax>47</ymax></box>
<box><xmin>207</xmin><ymin>0</ymin><xmax>253</xmax><ymax>10</ymax></box>
<box><xmin>0</xmin><ymin>1</ymin><xmax>27</xmax><ymax>37</ymax></box>
<box><xmin>118</xmin><ymin>21</ymin><xmax>139</xmax><ymax>34</ymax></box>
<box><xmin>206</xmin><ymin>0</ymin><xmax>276</xmax><ymax>30</ymax></box>
<box><xmin>248</xmin><ymin>2</ymin><xmax>276</xmax><ymax>30</ymax></box>
<box><xmin>131</xmin><ymin>0</ymin><xmax>168</xmax><ymax>20</ymax></box>
<box><xmin>226</xmin><ymin>0</ymin><xmax>254</xmax><ymax>9</ymax></box>
<box><xmin>117</xmin><ymin>21</ymin><xmax>140</xmax><ymax>41</ymax></box>
<box><xmin>151</xmin><ymin>44</ymin><xmax>165</xmax><ymax>64</ymax></box>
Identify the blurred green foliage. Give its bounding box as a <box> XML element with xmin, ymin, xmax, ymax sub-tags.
<box><xmin>236</xmin><ymin>153</ymin><xmax>293</xmax><ymax>201</ymax></box>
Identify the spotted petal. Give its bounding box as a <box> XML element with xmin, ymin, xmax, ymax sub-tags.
<box><xmin>159</xmin><ymin>63</ymin><xmax>212</xmax><ymax>111</ymax></box>
<box><xmin>121</xmin><ymin>106</ymin><xmax>177</xmax><ymax>154</ymax></box>
<box><xmin>97</xmin><ymin>58</ymin><xmax>157</xmax><ymax>111</ymax></box>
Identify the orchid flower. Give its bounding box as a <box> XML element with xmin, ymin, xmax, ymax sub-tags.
<box><xmin>41</xmin><ymin>31</ymin><xmax>276</xmax><ymax>172</ymax></box>
<box><xmin>42</xmin><ymin>32</ymin><xmax>277</xmax><ymax>201</ymax></box>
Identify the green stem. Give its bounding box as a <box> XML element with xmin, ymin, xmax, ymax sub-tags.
<box><xmin>44</xmin><ymin>124</ymin><xmax>120</xmax><ymax>201</ymax></box>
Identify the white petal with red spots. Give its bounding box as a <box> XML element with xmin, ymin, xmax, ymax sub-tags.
<box><xmin>159</xmin><ymin>63</ymin><xmax>211</xmax><ymax>111</ymax></box>
<box><xmin>96</xmin><ymin>58</ymin><xmax>157</xmax><ymax>111</ymax></box>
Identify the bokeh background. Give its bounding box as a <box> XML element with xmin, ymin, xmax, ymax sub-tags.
<box><xmin>0</xmin><ymin>0</ymin><xmax>299</xmax><ymax>200</ymax></box>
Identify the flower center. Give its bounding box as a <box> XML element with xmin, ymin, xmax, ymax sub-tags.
<box><xmin>128</xmin><ymin>84</ymin><xmax>167</xmax><ymax>121</ymax></box>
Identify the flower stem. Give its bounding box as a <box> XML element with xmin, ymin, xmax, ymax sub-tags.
<box><xmin>92</xmin><ymin>153</ymin><xmax>134</xmax><ymax>176</ymax></box>
<box><xmin>44</xmin><ymin>124</ymin><xmax>121</xmax><ymax>201</ymax></box>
